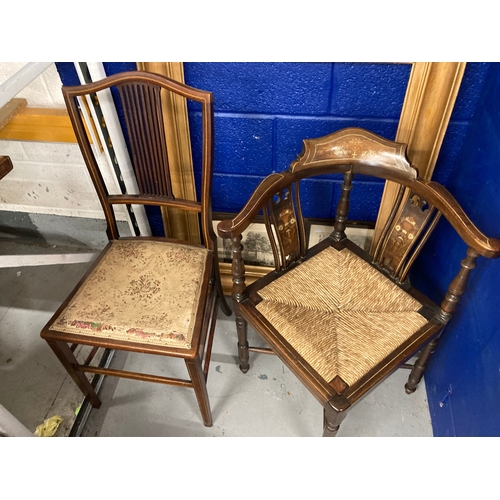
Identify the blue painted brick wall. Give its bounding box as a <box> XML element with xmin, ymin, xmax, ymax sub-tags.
<box><xmin>184</xmin><ymin>62</ymin><xmax>411</xmax><ymax>221</ymax></box>
<box><xmin>56</xmin><ymin>62</ymin><xmax>489</xmax><ymax>225</ymax></box>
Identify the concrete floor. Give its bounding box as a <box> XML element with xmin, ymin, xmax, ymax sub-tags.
<box><xmin>0</xmin><ymin>211</ymin><xmax>433</xmax><ymax>437</ymax></box>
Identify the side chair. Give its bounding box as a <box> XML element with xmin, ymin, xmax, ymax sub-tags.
<box><xmin>217</xmin><ymin>127</ymin><xmax>500</xmax><ymax>437</ymax></box>
<box><xmin>41</xmin><ymin>71</ymin><xmax>231</xmax><ymax>428</ymax></box>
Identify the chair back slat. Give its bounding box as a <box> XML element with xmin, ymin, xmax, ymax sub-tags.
<box><xmin>117</xmin><ymin>82</ymin><xmax>173</xmax><ymax>197</ymax></box>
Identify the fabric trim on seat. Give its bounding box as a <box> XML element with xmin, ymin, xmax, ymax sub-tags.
<box><xmin>50</xmin><ymin>240</ymin><xmax>209</xmax><ymax>349</ymax></box>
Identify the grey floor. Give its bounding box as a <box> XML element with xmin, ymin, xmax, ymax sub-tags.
<box><xmin>0</xmin><ymin>211</ymin><xmax>433</xmax><ymax>437</ymax></box>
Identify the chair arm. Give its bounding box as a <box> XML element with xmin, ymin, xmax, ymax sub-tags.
<box><xmin>217</xmin><ymin>172</ymin><xmax>289</xmax><ymax>239</ymax></box>
<box><xmin>414</xmin><ymin>180</ymin><xmax>500</xmax><ymax>259</ymax></box>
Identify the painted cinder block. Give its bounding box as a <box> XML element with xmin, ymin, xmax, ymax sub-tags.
<box><xmin>431</xmin><ymin>63</ymin><xmax>493</xmax><ymax>186</ymax></box>
<box><xmin>348</xmin><ymin>181</ymin><xmax>385</xmax><ymax>221</ymax></box>
<box><xmin>449</xmin><ymin>62</ymin><xmax>492</xmax><ymax>121</ymax></box>
<box><xmin>212</xmin><ymin>173</ymin><xmax>266</xmax><ymax>214</ymax></box>
<box><xmin>184</xmin><ymin>62</ymin><xmax>332</xmax><ymax>115</ymax></box>
<box><xmin>432</xmin><ymin>122</ymin><xmax>470</xmax><ymax>186</ymax></box>
<box><xmin>189</xmin><ymin>113</ymin><xmax>274</xmax><ymax>176</ymax></box>
<box><xmin>298</xmin><ymin>178</ymin><xmax>338</xmax><ymax>220</ymax></box>
<box><xmin>331</xmin><ymin>63</ymin><xmax>411</xmax><ymax>118</ymax></box>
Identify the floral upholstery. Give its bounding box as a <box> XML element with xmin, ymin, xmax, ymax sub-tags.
<box><xmin>50</xmin><ymin>240</ymin><xmax>210</xmax><ymax>349</ymax></box>
<box><xmin>255</xmin><ymin>246</ymin><xmax>428</xmax><ymax>386</ymax></box>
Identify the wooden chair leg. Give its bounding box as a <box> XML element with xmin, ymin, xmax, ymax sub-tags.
<box><xmin>186</xmin><ymin>358</ymin><xmax>213</xmax><ymax>427</ymax></box>
<box><xmin>236</xmin><ymin>315</ymin><xmax>250</xmax><ymax>373</ymax></box>
<box><xmin>323</xmin><ymin>406</ymin><xmax>348</xmax><ymax>437</ymax></box>
<box><xmin>405</xmin><ymin>336</ymin><xmax>441</xmax><ymax>394</ymax></box>
<box><xmin>47</xmin><ymin>340</ymin><xmax>101</xmax><ymax>408</ymax></box>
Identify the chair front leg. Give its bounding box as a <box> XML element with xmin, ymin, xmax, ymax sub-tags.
<box><xmin>323</xmin><ymin>408</ymin><xmax>347</xmax><ymax>437</ymax></box>
<box><xmin>230</xmin><ymin>234</ymin><xmax>250</xmax><ymax>373</ymax></box>
<box><xmin>323</xmin><ymin>395</ymin><xmax>350</xmax><ymax>437</ymax></box>
<box><xmin>47</xmin><ymin>339</ymin><xmax>101</xmax><ymax>408</ymax></box>
<box><xmin>236</xmin><ymin>315</ymin><xmax>250</xmax><ymax>373</ymax></box>
<box><xmin>186</xmin><ymin>358</ymin><xmax>213</xmax><ymax>427</ymax></box>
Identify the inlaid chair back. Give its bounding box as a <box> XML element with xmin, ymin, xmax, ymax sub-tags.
<box><xmin>218</xmin><ymin>127</ymin><xmax>500</xmax><ymax>437</ymax></box>
<box><xmin>41</xmin><ymin>71</ymin><xmax>231</xmax><ymax>431</ymax></box>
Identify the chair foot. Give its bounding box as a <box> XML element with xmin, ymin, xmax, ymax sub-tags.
<box><xmin>239</xmin><ymin>363</ymin><xmax>250</xmax><ymax>374</ymax></box>
<box><xmin>404</xmin><ymin>383</ymin><xmax>417</xmax><ymax>395</ymax></box>
<box><xmin>220</xmin><ymin>299</ymin><xmax>232</xmax><ymax>317</ymax></box>
<box><xmin>405</xmin><ymin>337</ymin><xmax>440</xmax><ymax>394</ymax></box>
<box><xmin>323</xmin><ymin>421</ymin><xmax>341</xmax><ymax>437</ymax></box>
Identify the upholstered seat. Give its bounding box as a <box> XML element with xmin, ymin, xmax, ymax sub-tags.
<box><xmin>50</xmin><ymin>240</ymin><xmax>210</xmax><ymax>349</ymax></box>
<box><xmin>254</xmin><ymin>246</ymin><xmax>428</xmax><ymax>386</ymax></box>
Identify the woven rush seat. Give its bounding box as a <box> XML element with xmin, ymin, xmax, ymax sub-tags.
<box><xmin>50</xmin><ymin>239</ymin><xmax>210</xmax><ymax>350</ymax></box>
<box><xmin>255</xmin><ymin>246</ymin><xmax>428</xmax><ymax>386</ymax></box>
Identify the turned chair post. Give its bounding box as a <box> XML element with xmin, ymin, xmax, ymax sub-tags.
<box><xmin>332</xmin><ymin>168</ymin><xmax>354</xmax><ymax>242</ymax></box>
<box><xmin>230</xmin><ymin>234</ymin><xmax>250</xmax><ymax>373</ymax></box>
<box><xmin>439</xmin><ymin>247</ymin><xmax>478</xmax><ymax>319</ymax></box>
<box><xmin>405</xmin><ymin>246</ymin><xmax>479</xmax><ymax>393</ymax></box>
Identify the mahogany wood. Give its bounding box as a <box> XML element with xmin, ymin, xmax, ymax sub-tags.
<box><xmin>0</xmin><ymin>155</ymin><xmax>13</xmax><ymax>180</ymax></box>
<box><xmin>41</xmin><ymin>71</ymin><xmax>231</xmax><ymax>429</ymax></box>
<box><xmin>217</xmin><ymin>127</ymin><xmax>500</xmax><ymax>437</ymax></box>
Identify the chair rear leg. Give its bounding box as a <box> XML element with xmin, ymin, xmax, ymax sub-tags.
<box><xmin>47</xmin><ymin>340</ymin><xmax>101</xmax><ymax>408</ymax></box>
<box><xmin>215</xmin><ymin>278</ymin><xmax>232</xmax><ymax>316</ymax></box>
<box><xmin>405</xmin><ymin>336</ymin><xmax>441</xmax><ymax>394</ymax></box>
<box><xmin>186</xmin><ymin>358</ymin><xmax>213</xmax><ymax>427</ymax></box>
<box><xmin>236</xmin><ymin>315</ymin><xmax>250</xmax><ymax>373</ymax></box>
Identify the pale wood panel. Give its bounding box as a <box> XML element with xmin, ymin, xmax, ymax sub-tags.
<box><xmin>0</xmin><ymin>107</ymin><xmax>76</xmax><ymax>142</ymax></box>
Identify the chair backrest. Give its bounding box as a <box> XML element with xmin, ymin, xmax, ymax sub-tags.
<box><xmin>219</xmin><ymin>128</ymin><xmax>500</xmax><ymax>316</ymax></box>
<box><xmin>62</xmin><ymin>70</ymin><xmax>216</xmax><ymax>252</ymax></box>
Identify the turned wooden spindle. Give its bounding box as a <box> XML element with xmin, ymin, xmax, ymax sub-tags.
<box><xmin>405</xmin><ymin>246</ymin><xmax>479</xmax><ymax>394</ymax></box>
<box><xmin>439</xmin><ymin>246</ymin><xmax>478</xmax><ymax>320</ymax></box>
<box><xmin>332</xmin><ymin>168</ymin><xmax>354</xmax><ymax>241</ymax></box>
<box><xmin>230</xmin><ymin>235</ymin><xmax>247</xmax><ymax>302</ymax></box>
<box><xmin>231</xmin><ymin>235</ymin><xmax>250</xmax><ymax>372</ymax></box>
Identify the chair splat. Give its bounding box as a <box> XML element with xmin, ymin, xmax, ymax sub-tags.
<box><xmin>373</xmin><ymin>190</ymin><xmax>442</xmax><ymax>282</ymax></box>
<box><xmin>263</xmin><ymin>183</ymin><xmax>305</xmax><ymax>271</ymax></box>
